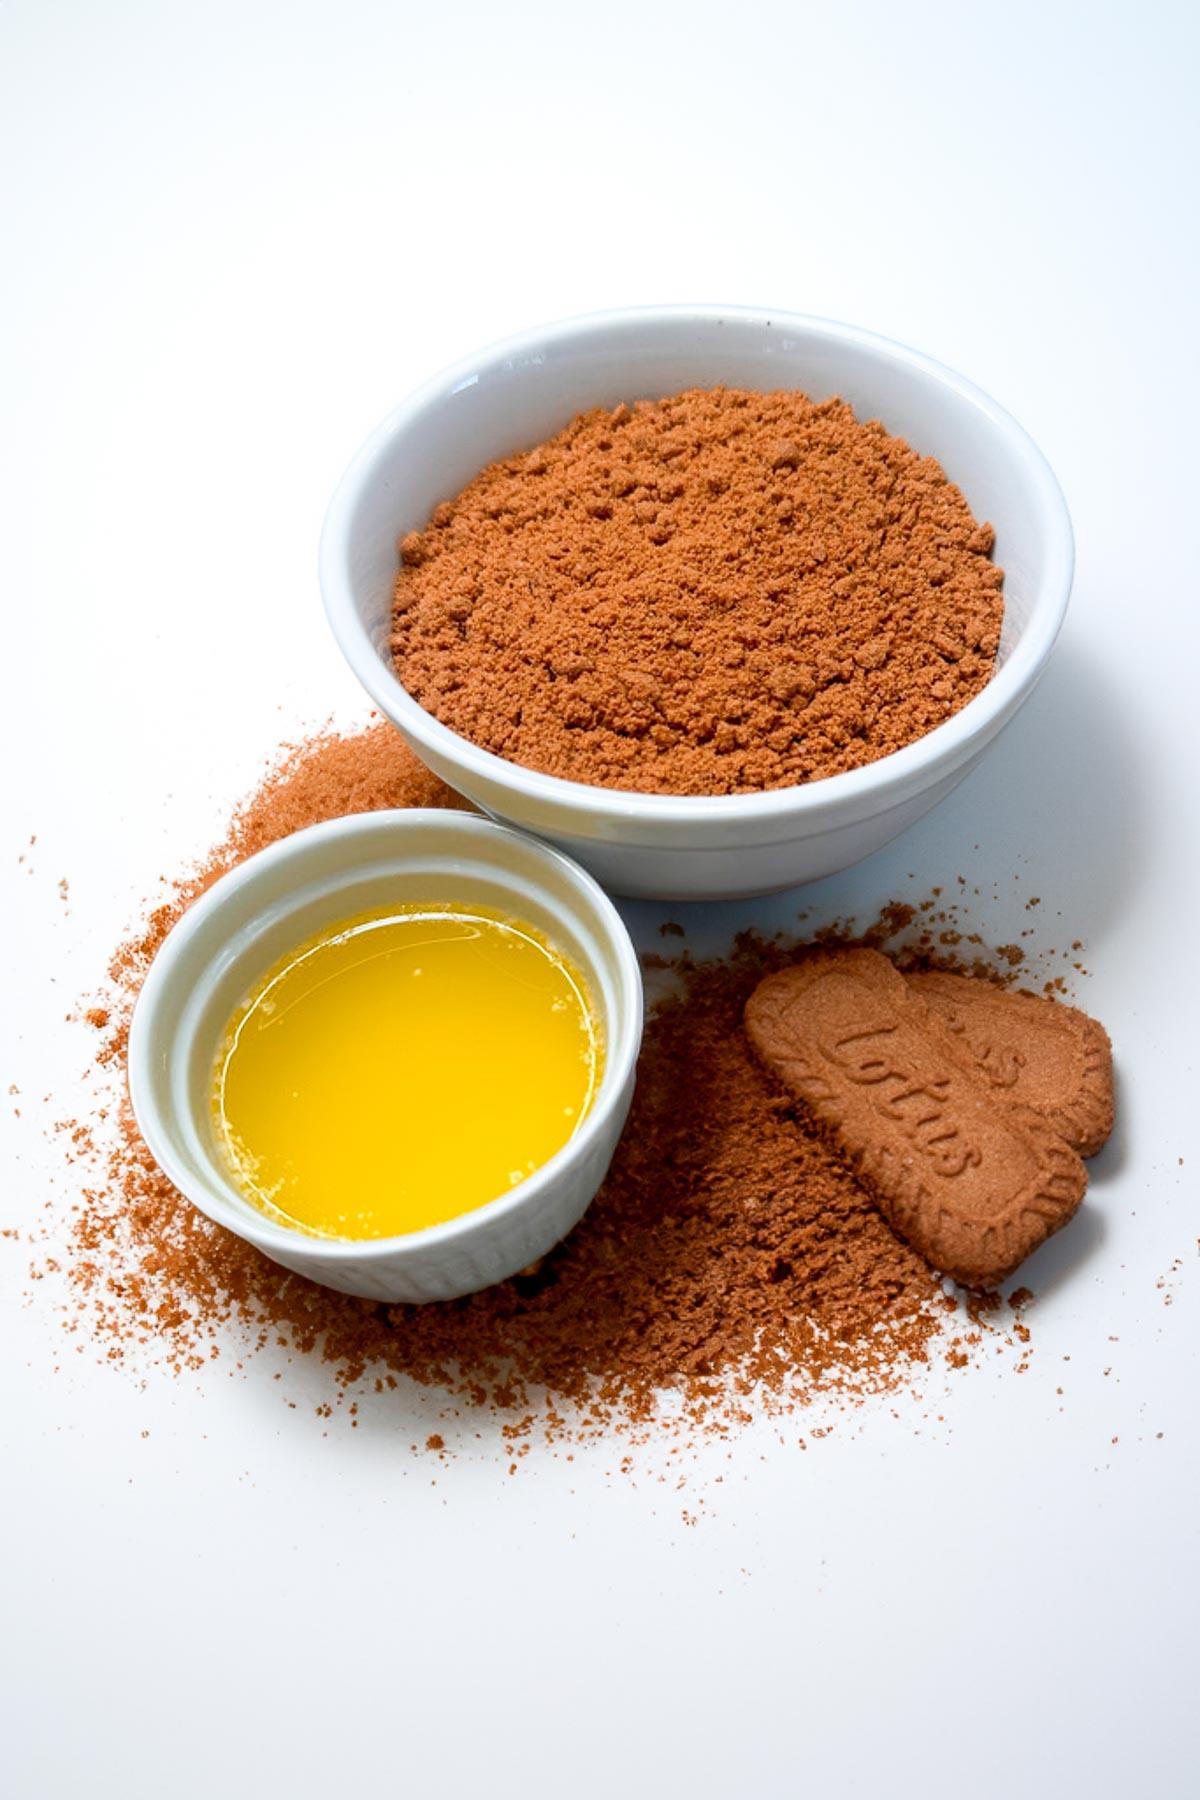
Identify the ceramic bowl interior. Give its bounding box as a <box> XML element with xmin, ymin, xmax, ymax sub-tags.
<box><xmin>127</xmin><ymin>810</ymin><xmax>643</xmax><ymax>1300</ymax></box>
<box><xmin>321</xmin><ymin>307</ymin><xmax>1073</xmax><ymax>899</ymax></box>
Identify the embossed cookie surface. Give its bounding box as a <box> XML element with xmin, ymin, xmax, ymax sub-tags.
<box><xmin>905</xmin><ymin>970</ymin><xmax>1114</xmax><ymax>1157</ymax></box>
<box><xmin>744</xmin><ymin>949</ymin><xmax>1087</xmax><ymax>1288</ymax></box>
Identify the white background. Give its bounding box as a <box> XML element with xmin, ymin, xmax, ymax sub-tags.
<box><xmin>3</xmin><ymin>3</ymin><xmax>1198</xmax><ymax>1795</ymax></box>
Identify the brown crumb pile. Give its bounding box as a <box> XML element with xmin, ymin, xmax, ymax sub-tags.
<box><xmin>46</xmin><ymin>722</ymin><xmax>966</xmax><ymax>1439</ymax></box>
<box><xmin>391</xmin><ymin>388</ymin><xmax>1003</xmax><ymax>795</ymax></box>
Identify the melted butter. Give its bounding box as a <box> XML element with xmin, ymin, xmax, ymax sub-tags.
<box><xmin>212</xmin><ymin>904</ymin><xmax>602</xmax><ymax>1239</ymax></box>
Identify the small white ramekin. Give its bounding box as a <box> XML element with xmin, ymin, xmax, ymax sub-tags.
<box><xmin>320</xmin><ymin>305</ymin><xmax>1074</xmax><ymax>901</ymax></box>
<box><xmin>126</xmin><ymin>810</ymin><xmax>643</xmax><ymax>1302</ymax></box>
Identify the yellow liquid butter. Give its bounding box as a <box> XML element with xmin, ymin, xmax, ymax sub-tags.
<box><xmin>212</xmin><ymin>904</ymin><xmax>603</xmax><ymax>1239</ymax></box>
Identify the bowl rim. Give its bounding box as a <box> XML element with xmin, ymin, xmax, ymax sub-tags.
<box><xmin>319</xmin><ymin>302</ymin><xmax>1074</xmax><ymax>824</ymax></box>
<box><xmin>126</xmin><ymin>808</ymin><xmax>644</xmax><ymax>1264</ymax></box>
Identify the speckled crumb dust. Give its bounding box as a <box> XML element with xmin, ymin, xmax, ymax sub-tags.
<box><xmin>30</xmin><ymin>721</ymin><xmax>1049</xmax><ymax>1454</ymax></box>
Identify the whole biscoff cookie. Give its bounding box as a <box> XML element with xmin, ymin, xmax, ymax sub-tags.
<box><xmin>905</xmin><ymin>969</ymin><xmax>1114</xmax><ymax>1158</ymax></box>
<box><xmin>744</xmin><ymin>949</ymin><xmax>1087</xmax><ymax>1288</ymax></box>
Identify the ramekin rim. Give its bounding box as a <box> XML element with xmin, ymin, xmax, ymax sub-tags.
<box><xmin>127</xmin><ymin>808</ymin><xmax>644</xmax><ymax>1263</ymax></box>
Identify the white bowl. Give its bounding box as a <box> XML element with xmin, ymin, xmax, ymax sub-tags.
<box><xmin>320</xmin><ymin>306</ymin><xmax>1073</xmax><ymax>901</ymax></box>
<box><xmin>127</xmin><ymin>810</ymin><xmax>643</xmax><ymax>1302</ymax></box>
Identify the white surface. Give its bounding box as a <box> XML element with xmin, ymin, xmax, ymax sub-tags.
<box><xmin>2</xmin><ymin>2</ymin><xmax>1197</xmax><ymax>1796</ymax></box>
<box><xmin>322</xmin><ymin>305</ymin><xmax>1073</xmax><ymax>898</ymax></box>
<box><xmin>129</xmin><ymin>809</ymin><xmax>642</xmax><ymax>1300</ymax></box>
